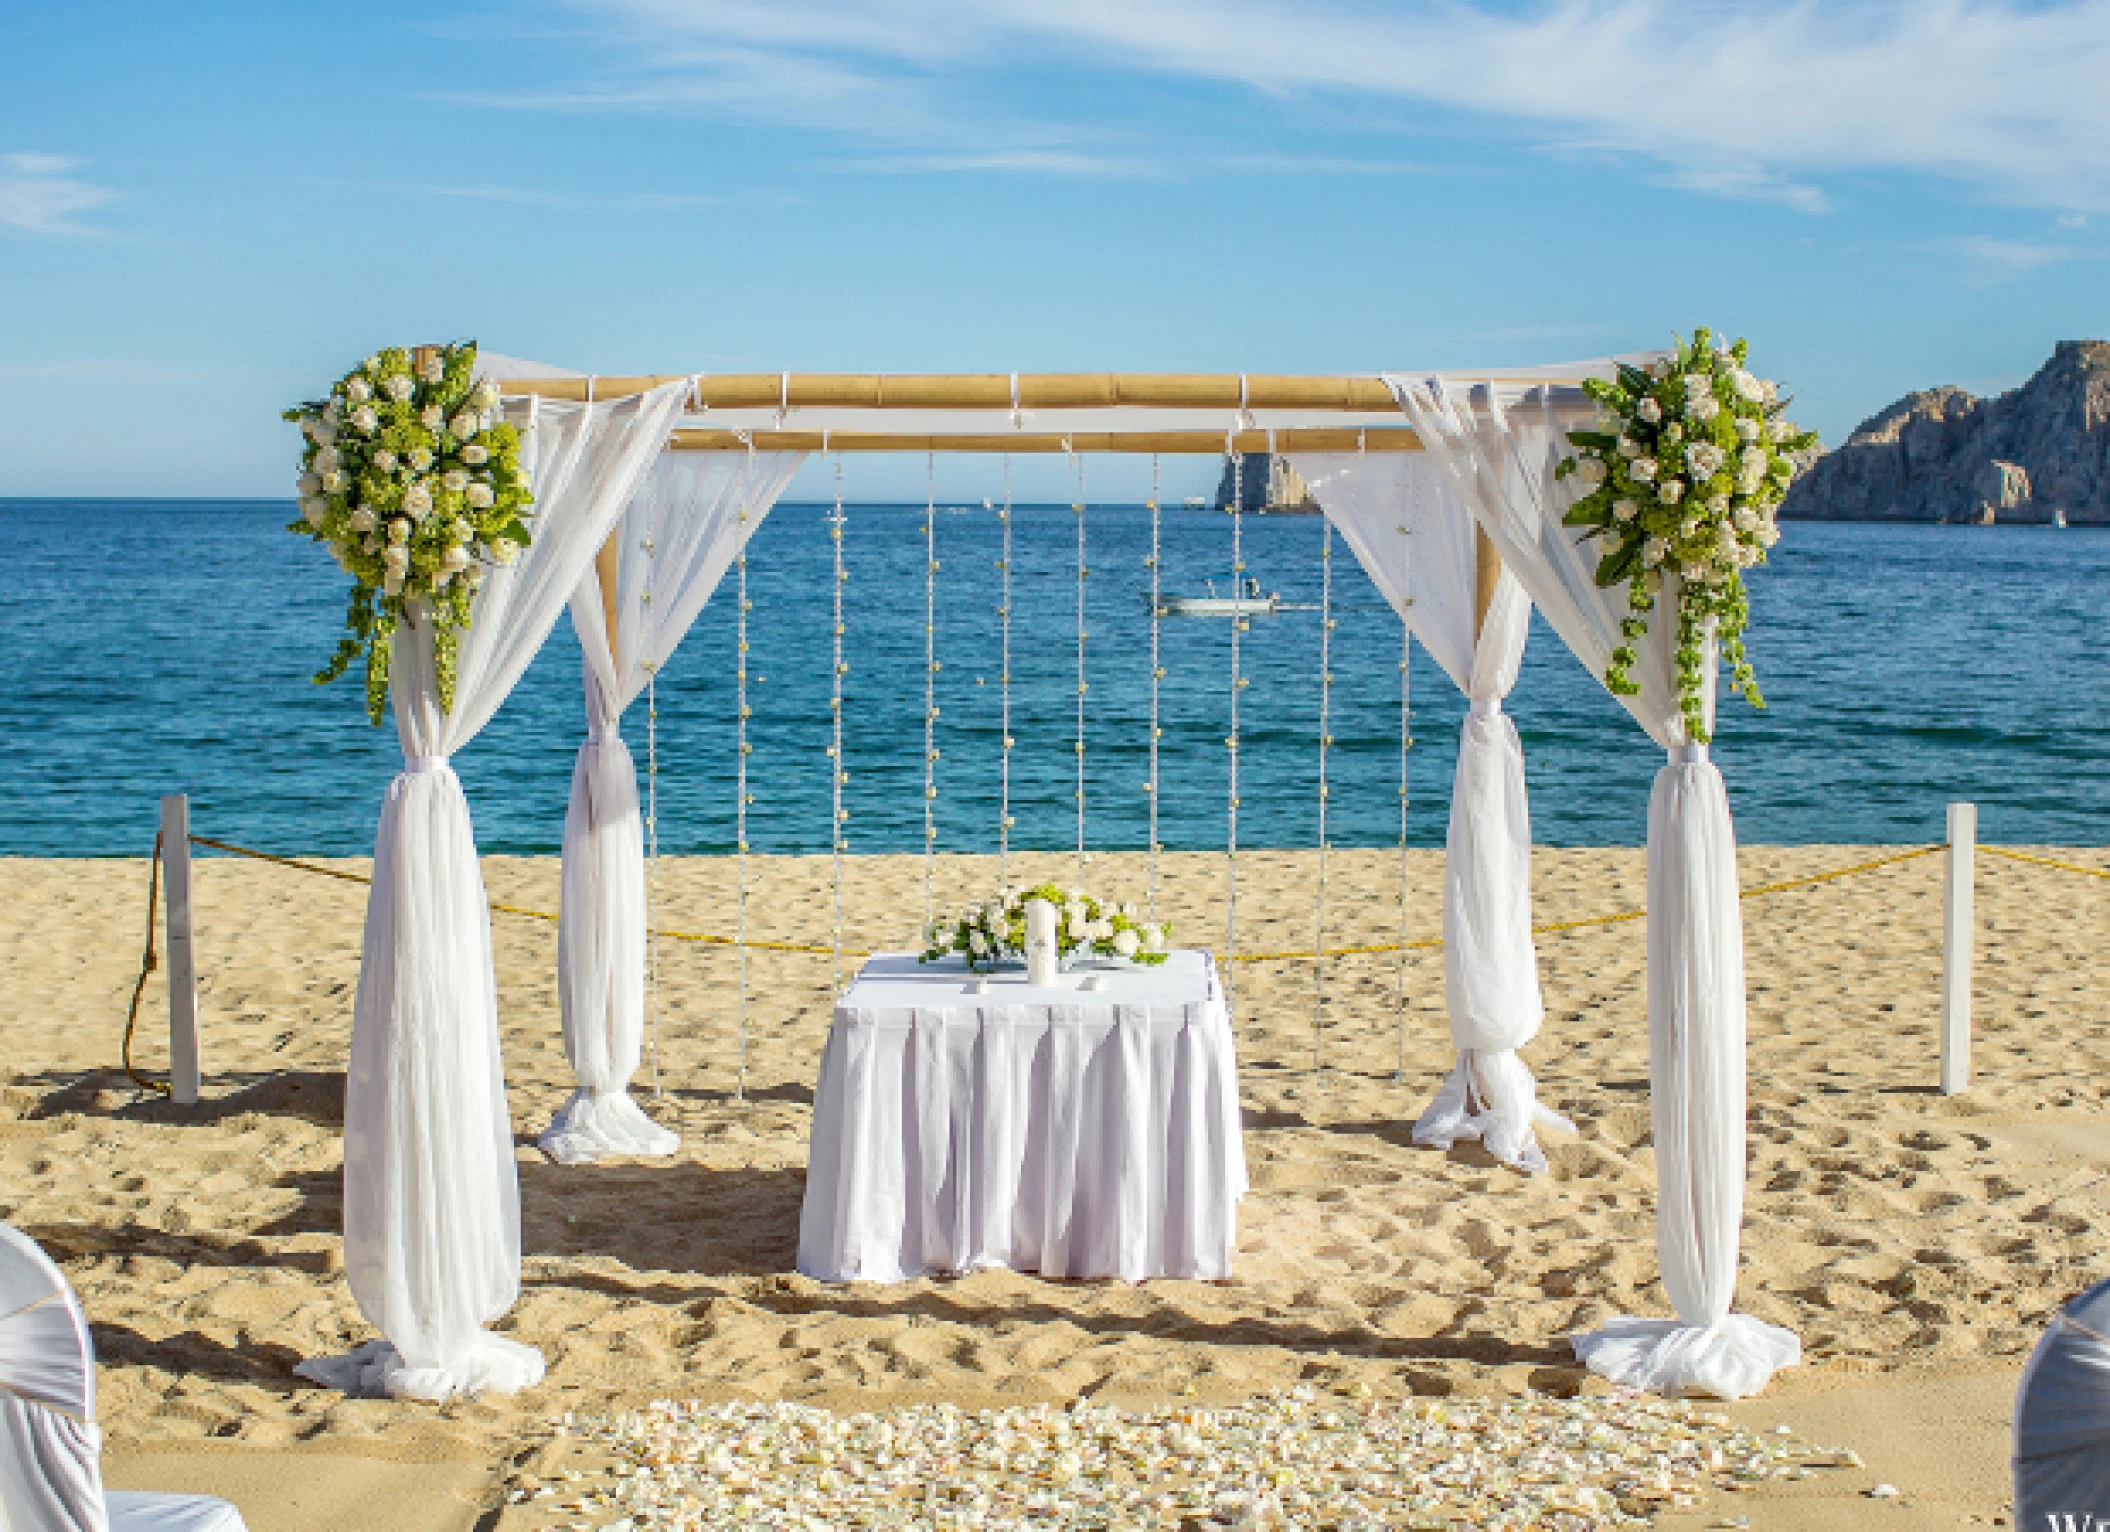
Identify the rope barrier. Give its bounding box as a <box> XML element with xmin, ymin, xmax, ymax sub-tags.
<box><xmin>121</xmin><ymin>830</ymin><xmax>172</xmax><ymax>1095</ymax></box>
<box><xmin>1982</xmin><ymin>845</ymin><xmax>2110</xmax><ymax>880</ymax></box>
<box><xmin>161</xmin><ymin>832</ymin><xmax>2097</xmax><ymax>971</ymax></box>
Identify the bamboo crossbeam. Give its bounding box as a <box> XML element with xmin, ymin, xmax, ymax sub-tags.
<box><xmin>503</xmin><ymin>372</ymin><xmax>1408</xmax><ymax>411</ymax></box>
<box><xmin>666</xmin><ymin>427</ymin><xmax>1425</xmax><ymax>455</ymax></box>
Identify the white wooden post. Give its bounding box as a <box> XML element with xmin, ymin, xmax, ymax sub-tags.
<box><xmin>1940</xmin><ymin>801</ymin><xmax>1976</xmax><ymax>1096</ymax></box>
<box><xmin>160</xmin><ymin>794</ymin><xmax>200</xmax><ymax>1106</ymax></box>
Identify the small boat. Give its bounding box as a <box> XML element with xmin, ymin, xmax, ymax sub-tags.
<box><xmin>1183</xmin><ymin>496</ymin><xmax>1208</xmax><ymax>509</ymax></box>
<box><xmin>1155</xmin><ymin>577</ymin><xmax>1281</xmax><ymax>617</ymax></box>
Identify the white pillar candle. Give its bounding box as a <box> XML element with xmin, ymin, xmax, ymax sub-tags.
<box><xmin>1025</xmin><ymin>899</ymin><xmax>1060</xmax><ymax>987</ymax></box>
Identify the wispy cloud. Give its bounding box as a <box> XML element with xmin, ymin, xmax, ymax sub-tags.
<box><xmin>1948</xmin><ymin>234</ymin><xmax>2091</xmax><ymax>284</ymax></box>
<box><xmin>0</xmin><ymin>153</ymin><xmax>114</xmax><ymax>235</ymax></box>
<box><xmin>539</xmin><ymin>0</ymin><xmax>2110</xmax><ymax>212</ymax></box>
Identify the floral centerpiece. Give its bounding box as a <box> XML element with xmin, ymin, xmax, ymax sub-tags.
<box><xmin>1556</xmin><ymin>328</ymin><xmax>1818</xmax><ymax>743</ymax></box>
<box><xmin>285</xmin><ymin>342</ymin><xmax>533</xmax><ymax>723</ymax></box>
<box><xmin>921</xmin><ymin>885</ymin><xmax>1170</xmax><ymax>970</ymax></box>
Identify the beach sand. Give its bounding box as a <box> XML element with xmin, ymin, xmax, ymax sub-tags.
<box><xmin>5</xmin><ymin>842</ymin><xmax>2106</xmax><ymax>1526</ymax></box>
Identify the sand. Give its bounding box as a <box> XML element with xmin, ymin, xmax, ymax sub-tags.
<box><xmin>4</xmin><ymin>841</ymin><xmax>2106</xmax><ymax>1526</ymax></box>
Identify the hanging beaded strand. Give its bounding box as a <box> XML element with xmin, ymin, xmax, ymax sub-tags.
<box><xmin>830</xmin><ymin>456</ymin><xmax>847</xmax><ymax>995</ymax></box>
<box><xmin>1397</xmin><ymin>609</ymin><xmax>1414</xmax><ymax>1081</ymax></box>
<box><xmin>734</xmin><ymin>441</ymin><xmax>755</xmax><ymax>1103</ymax></box>
<box><xmin>1073</xmin><ymin>452</ymin><xmax>1088</xmax><ymax>891</ymax></box>
<box><xmin>1147</xmin><ymin>455</ymin><xmax>1162</xmax><ymax>923</ymax></box>
<box><xmin>1314</xmin><ymin>515</ymin><xmax>1333</xmax><ymax>1078</ymax></box>
<box><xmin>922</xmin><ymin>450</ymin><xmax>938</xmax><ymax>930</ymax></box>
<box><xmin>999</xmin><ymin>457</ymin><xmax>1014</xmax><ymax>885</ymax></box>
<box><xmin>643</xmin><ymin>511</ymin><xmax>663</xmax><ymax>1098</ymax></box>
<box><xmin>1225</xmin><ymin>449</ymin><xmax>1244</xmax><ymax>1020</ymax></box>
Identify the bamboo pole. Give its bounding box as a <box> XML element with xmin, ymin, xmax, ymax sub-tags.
<box><xmin>500</xmin><ymin>372</ymin><xmax>1413</xmax><ymax>411</ymax></box>
<box><xmin>1473</xmin><ymin>525</ymin><xmax>1501</xmax><ymax>637</ymax></box>
<box><xmin>664</xmin><ymin>427</ymin><xmax>1426</xmax><ymax>455</ymax></box>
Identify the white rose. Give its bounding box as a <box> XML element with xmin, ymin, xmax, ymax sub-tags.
<box><xmin>1663</xmin><ymin>421</ymin><xmax>1684</xmax><ymax>444</ymax></box>
<box><xmin>1141</xmin><ymin>924</ymin><xmax>1166</xmax><ymax>952</ymax></box>
<box><xmin>1613</xmin><ymin>498</ymin><xmax>1638</xmax><ymax>521</ymax></box>
<box><xmin>350</xmin><ymin>505</ymin><xmax>377</xmax><ymax>532</ymax></box>
<box><xmin>1736</xmin><ymin>417</ymin><xmax>1760</xmax><ymax>443</ymax></box>
<box><xmin>387</xmin><ymin>518</ymin><xmax>411</xmax><ymax>546</ymax></box>
<box><xmin>404</xmin><ymin>482</ymin><xmax>433</xmax><ymax>519</ymax></box>
<box><xmin>1575</xmin><ymin>456</ymin><xmax>1608</xmax><ymax>488</ymax></box>
<box><xmin>1635</xmin><ymin>396</ymin><xmax>1663</xmax><ymax>424</ymax></box>
<box><xmin>1686</xmin><ymin>443</ymin><xmax>1724</xmax><ymax>477</ymax></box>
<box><xmin>472</xmin><ymin>380</ymin><xmax>500</xmax><ymax>410</ymax></box>
<box><xmin>449</xmin><ymin>411</ymin><xmax>477</xmax><ymax>438</ymax></box>
<box><xmin>463</xmin><ymin>562</ymin><xmax>487</xmax><ymax>587</ymax></box>
<box><xmin>387</xmin><ymin>375</ymin><xmax>414</xmax><ymax>402</ymax></box>
<box><xmin>1066</xmin><ymin>911</ymin><xmax>1087</xmax><ymax>940</ymax></box>
<box><xmin>1761</xmin><ymin>379</ymin><xmax>1779</xmax><ymax>403</ymax></box>
<box><xmin>1760</xmin><ymin>523</ymin><xmax>1781</xmax><ymax>547</ymax></box>
<box><xmin>1716</xmin><ymin>523</ymin><xmax>1739</xmax><ymax>556</ymax></box>
<box><xmin>431</xmin><ymin>565</ymin><xmax>453</xmax><ymax>589</ymax></box>
<box><xmin>1642</xmin><ymin>536</ymin><xmax>1668</xmax><ymax>568</ymax></box>
<box><xmin>462</xmin><ymin>443</ymin><xmax>489</xmax><ymax>466</ymax></box>
<box><xmin>383</xmin><ymin>547</ymin><xmax>409</xmax><ymax>575</ymax></box>
<box><xmin>452</xmin><ymin>517</ymin><xmax>473</xmax><ymax>542</ymax></box>
<box><xmin>466</xmin><ymin>482</ymin><xmax>495</xmax><ymax>509</ymax></box>
<box><xmin>297</xmin><ymin>472</ymin><xmax>322</xmax><ymax>497</ymax></box>
<box><xmin>351</xmin><ymin>405</ymin><xmax>379</xmax><ymax>434</ymax></box>
<box><xmin>442</xmin><ymin>469</ymin><xmax>469</xmax><ymax>493</ymax></box>
<box><xmin>302</xmin><ymin>500</ymin><xmax>326</xmax><ymax>528</ymax></box>
<box><xmin>441</xmin><ymin>544</ymin><xmax>469</xmax><ymax>572</ymax></box>
<box><xmin>490</xmin><ymin>536</ymin><xmax>519</xmax><ymax>564</ymax></box>
<box><xmin>409</xmin><ymin>446</ymin><xmax>434</xmax><ymax>471</ymax></box>
<box><xmin>1734</xmin><ymin>508</ymin><xmax>1758</xmax><ymax>532</ymax></box>
<box><xmin>1617</xmin><ymin>436</ymin><xmax>1639</xmax><ymax>458</ymax></box>
<box><xmin>1683</xmin><ymin>373</ymin><xmax>1712</xmax><ymax>397</ymax></box>
<box><xmin>419</xmin><ymin>352</ymin><xmax>445</xmax><ymax>383</ymax></box>
<box><xmin>1113</xmin><ymin>928</ymin><xmax>1140</xmax><ymax>958</ymax></box>
<box><xmin>1732</xmin><ymin>368</ymin><xmax>1765</xmax><ymax>403</ymax></box>
<box><xmin>1658</xmin><ymin>478</ymin><xmax>1686</xmax><ymax>505</ymax></box>
<box><xmin>382</xmin><ymin>569</ymin><xmax>405</xmax><ymax>596</ymax></box>
<box><xmin>314</xmin><ymin>445</ymin><xmax>340</xmax><ymax>473</ymax></box>
<box><xmin>345</xmin><ymin>377</ymin><xmax>372</xmax><ymax>404</ymax></box>
<box><xmin>420</xmin><ymin>404</ymin><xmax>444</xmax><ymax>431</ymax></box>
<box><xmin>1630</xmin><ymin>457</ymin><xmax>1658</xmax><ymax>482</ymax></box>
<box><xmin>373</xmin><ymin>449</ymin><xmax>398</xmax><ymax>472</ymax></box>
<box><xmin>320</xmin><ymin>469</ymin><xmax>345</xmax><ymax>493</ymax></box>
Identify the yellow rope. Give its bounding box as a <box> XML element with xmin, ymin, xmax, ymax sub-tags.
<box><xmin>1982</xmin><ymin>845</ymin><xmax>2110</xmax><ymax>880</ymax></box>
<box><xmin>122</xmin><ymin>831</ymin><xmax>173</xmax><ymax>1095</ymax></box>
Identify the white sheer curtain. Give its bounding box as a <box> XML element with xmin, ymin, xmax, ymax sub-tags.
<box><xmin>1291</xmin><ymin>452</ymin><xmax>1571</xmax><ymax>1174</ymax></box>
<box><xmin>543</xmin><ymin>449</ymin><xmax>808</xmax><ymax>1163</ymax></box>
<box><xmin>294</xmin><ymin>378</ymin><xmax>691</xmax><ymax>1401</ymax></box>
<box><xmin>1386</xmin><ymin>375</ymin><xmax>1800</xmax><ymax>1400</ymax></box>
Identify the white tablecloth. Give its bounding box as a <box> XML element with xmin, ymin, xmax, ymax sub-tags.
<box><xmin>797</xmin><ymin>950</ymin><xmax>1247</xmax><ymax>1284</ymax></box>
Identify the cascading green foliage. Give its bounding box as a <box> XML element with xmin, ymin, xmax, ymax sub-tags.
<box><xmin>921</xmin><ymin>884</ymin><xmax>1171</xmax><ymax>970</ymax></box>
<box><xmin>284</xmin><ymin>343</ymin><xmax>535</xmax><ymax>723</ymax></box>
<box><xmin>1556</xmin><ymin>328</ymin><xmax>1819</xmax><ymax>744</ymax></box>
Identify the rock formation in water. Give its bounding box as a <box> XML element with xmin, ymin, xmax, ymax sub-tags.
<box><xmin>1782</xmin><ymin>340</ymin><xmax>2110</xmax><ymax>524</ymax></box>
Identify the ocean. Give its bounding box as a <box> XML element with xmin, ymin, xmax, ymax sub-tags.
<box><xmin>4</xmin><ymin>501</ymin><xmax>2106</xmax><ymax>857</ymax></box>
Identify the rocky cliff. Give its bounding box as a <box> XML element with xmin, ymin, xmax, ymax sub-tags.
<box><xmin>1782</xmin><ymin>340</ymin><xmax>2110</xmax><ymax>524</ymax></box>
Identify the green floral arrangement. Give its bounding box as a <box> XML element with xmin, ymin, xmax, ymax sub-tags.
<box><xmin>284</xmin><ymin>343</ymin><xmax>533</xmax><ymax>723</ymax></box>
<box><xmin>921</xmin><ymin>885</ymin><xmax>1170</xmax><ymax>970</ymax></box>
<box><xmin>1556</xmin><ymin>328</ymin><xmax>1818</xmax><ymax>743</ymax></box>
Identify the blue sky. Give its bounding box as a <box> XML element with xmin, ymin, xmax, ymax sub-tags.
<box><xmin>4</xmin><ymin>0</ymin><xmax>2109</xmax><ymax>502</ymax></box>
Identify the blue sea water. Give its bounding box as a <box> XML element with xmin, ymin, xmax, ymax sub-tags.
<box><xmin>3</xmin><ymin>500</ymin><xmax>2107</xmax><ymax>856</ymax></box>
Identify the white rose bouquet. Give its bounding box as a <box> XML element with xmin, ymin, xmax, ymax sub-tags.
<box><xmin>920</xmin><ymin>883</ymin><xmax>1170</xmax><ymax>971</ymax></box>
<box><xmin>284</xmin><ymin>343</ymin><xmax>532</xmax><ymax>722</ymax></box>
<box><xmin>1555</xmin><ymin>328</ymin><xmax>1818</xmax><ymax>743</ymax></box>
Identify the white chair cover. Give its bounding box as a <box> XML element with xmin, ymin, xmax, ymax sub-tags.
<box><xmin>294</xmin><ymin>379</ymin><xmax>691</xmax><ymax>1402</ymax></box>
<box><xmin>1387</xmin><ymin>374</ymin><xmax>1800</xmax><ymax>1400</ymax></box>
<box><xmin>543</xmin><ymin>450</ymin><xmax>806</xmax><ymax>1163</ymax></box>
<box><xmin>1291</xmin><ymin>452</ymin><xmax>1572</xmax><ymax>1173</ymax></box>
<box><xmin>2015</xmin><ymin>1276</ymin><xmax>2110</xmax><ymax>1527</ymax></box>
<box><xmin>0</xmin><ymin>1224</ymin><xmax>248</xmax><ymax>1532</ymax></box>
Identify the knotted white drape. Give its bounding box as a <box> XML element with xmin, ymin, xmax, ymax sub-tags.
<box><xmin>1387</xmin><ymin>374</ymin><xmax>1800</xmax><ymax>1400</ymax></box>
<box><xmin>295</xmin><ymin>378</ymin><xmax>691</xmax><ymax>1401</ymax></box>
<box><xmin>543</xmin><ymin>449</ymin><xmax>808</xmax><ymax>1164</ymax></box>
<box><xmin>1291</xmin><ymin>452</ymin><xmax>1572</xmax><ymax>1174</ymax></box>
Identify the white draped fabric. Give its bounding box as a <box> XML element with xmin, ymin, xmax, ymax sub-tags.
<box><xmin>798</xmin><ymin>953</ymin><xmax>1247</xmax><ymax>1284</ymax></box>
<box><xmin>0</xmin><ymin>1224</ymin><xmax>248</xmax><ymax>1531</ymax></box>
<box><xmin>543</xmin><ymin>450</ymin><xmax>807</xmax><ymax>1164</ymax></box>
<box><xmin>294</xmin><ymin>378</ymin><xmax>691</xmax><ymax>1402</ymax></box>
<box><xmin>1386</xmin><ymin>375</ymin><xmax>1799</xmax><ymax>1399</ymax></box>
<box><xmin>2014</xmin><ymin>1275</ymin><xmax>2110</xmax><ymax>1526</ymax></box>
<box><xmin>1291</xmin><ymin>453</ymin><xmax>1571</xmax><ymax>1174</ymax></box>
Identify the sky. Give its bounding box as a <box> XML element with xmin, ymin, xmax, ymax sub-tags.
<box><xmin>4</xmin><ymin>0</ymin><xmax>2110</xmax><ymax>502</ymax></box>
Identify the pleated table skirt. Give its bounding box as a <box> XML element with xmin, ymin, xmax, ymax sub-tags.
<box><xmin>797</xmin><ymin>951</ymin><xmax>1248</xmax><ymax>1284</ymax></box>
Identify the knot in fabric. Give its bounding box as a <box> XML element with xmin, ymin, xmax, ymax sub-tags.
<box><xmin>1467</xmin><ymin>696</ymin><xmax>1504</xmax><ymax>719</ymax></box>
<box><xmin>584</xmin><ymin>728</ymin><xmax>623</xmax><ymax>749</ymax></box>
<box><xmin>1669</xmin><ymin>742</ymin><xmax>1709</xmax><ymax>765</ymax></box>
<box><xmin>403</xmin><ymin>755</ymin><xmax>453</xmax><ymax>776</ymax></box>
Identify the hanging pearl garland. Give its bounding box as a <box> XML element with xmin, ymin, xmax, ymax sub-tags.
<box><xmin>1147</xmin><ymin>455</ymin><xmax>1162</xmax><ymax>923</ymax></box>
<box><xmin>1314</xmin><ymin>516</ymin><xmax>1333</xmax><ymax>1077</ymax></box>
<box><xmin>830</xmin><ymin>457</ymin><xmax>847</xmax><ymax>994</ymax></box>
<box><xmin>734</xmin><ymin>441</ymin><xmax>755</xmax><ymax>1103</ymax></box>
<box><xmin>1225</xmin><ymin>450</ymin><xmax>1244</xmax><ymax>1019</ymax></box>
<box><xmin>1073</xmin><ymin>453</ymin><xmax>1088</xmax><ymax>890</ymax></box>
<box><xmin>642</xmin><ymin>521</ymin><xmax>663</xmax><ymax>1099</ymax></box>
<box><xmin>998</xmin><ymin>458</ymin><xmax>1014</xmax><ymax>885</ymax></box>
<box><xmin>923</xmin><ymin>451</ymin><xmax>939</xmax><ymax>928</ymax></box>
<box><xmin>1396</xmin><ymin>550</ymin><xmax>1414</xmax><ymax>1081</ymax></box>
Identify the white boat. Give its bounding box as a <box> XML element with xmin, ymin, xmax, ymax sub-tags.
<box><xmin>1155</xmin><ymin>578</ymin><xmax>1281</xmax><ymax>617</ymax></box>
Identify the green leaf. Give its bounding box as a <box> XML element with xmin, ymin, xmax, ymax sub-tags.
<box><xmin>1595</xmin><ymin>541</ymin><xmax>1640</xmax><ymax>588</ymax></box>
